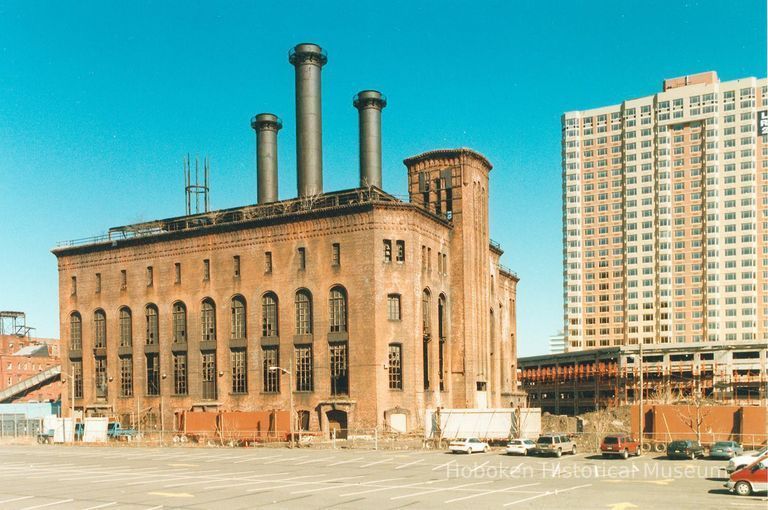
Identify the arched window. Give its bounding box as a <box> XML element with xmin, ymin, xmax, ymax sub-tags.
<box><xmin>201</xmin><ymin>299</ymin><xmax>216</xmax><ymax>342</ymax></box>
<box><xmin>93</xmin><ymin>309</ymin><xmax>106</xmax><ymax>349</ymax></box>
<box><xmin>119</xmin><ymin>307</ymin><xmax>132</xmax><ymax>347</ymax></box>
<box><xmin>231</xmin><ymin>295</ymin><xmax>246</xmax><ymax>340</ymax></box>
<box><xmin>172</xmin><ymin>302</ymin><xmax>187</xmax><ymax>344</ymax></box>
<box><xmin>145</xmin><ymin>304</ymin><xmax>159</xmax><ymax>345</ymax></box>
<box><xmin>329</xmin><ymin>286</ymin><xmax>347</xmax><ymax>333</ymax></box>
<box><xmin>295</xmin><ymin>290</ymin><xmax>312</xmax><ymax>335</ymax></box>
<box><xmin>262</xmin><ymin>293</ymin><xmax>278</xmax><ymax>337</ymax></box>
<box><xmin>70</xmin><ymin>312</ymin><xmax>82</xmax><ymax>350</ymax></box>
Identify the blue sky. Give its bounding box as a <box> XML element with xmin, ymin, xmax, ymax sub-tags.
<box><xmin>0</xmin><ymin>1</ymin><xmax>764</xmax><ymax>355</ymax></box>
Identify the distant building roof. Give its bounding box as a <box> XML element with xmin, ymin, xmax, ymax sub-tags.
<box><xmin>12</xmin><ymin>345</ymin><xmax>49</xmax><ymax>357</ymax></box>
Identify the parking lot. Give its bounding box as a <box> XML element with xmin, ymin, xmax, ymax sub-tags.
<box><xmin>0</xmin><ymin>444</ymin><xmax>765</xmax><ymax>509</ymax></box>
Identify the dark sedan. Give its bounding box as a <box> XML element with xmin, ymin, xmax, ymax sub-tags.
<box><xmin>667</xmin><ymin>440</ymin><xmax>705</xmax><ymax>459</ymax></box>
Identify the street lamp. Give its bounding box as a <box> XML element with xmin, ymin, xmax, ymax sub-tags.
<box><xmin>108</xmin><ymin>375</ymin><xmax>114</xmax><ymax>421</ymax></box>
<box><xmin>161</xmin><ymin>373</ymin><xmax>167</xmax><ymax>445</ymax></box>
<box><xmin>268</xmin><ymin>365</ymin><xmax>294</xmax><ymax>447</ymax></box>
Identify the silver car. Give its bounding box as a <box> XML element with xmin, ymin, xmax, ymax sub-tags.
<box><xmin>710</xmin><ymin>441</ymin><xmax>743</xmax><ymax>459</ymax></box>
<box><xmin>533</xmin><ymin>434</ymin><xmax>576</xmax><ymax>458</ymax></box>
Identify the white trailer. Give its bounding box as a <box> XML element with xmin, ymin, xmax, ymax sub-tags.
<box><xmin>424</xmin><ymin>408</ymin><xmax>541</xmax><ymax>441</ymax></box>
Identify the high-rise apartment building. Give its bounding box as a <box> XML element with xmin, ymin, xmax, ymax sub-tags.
<box><xmin>563</xmin><ymin>71</ymin><xmax>767</xmax><ymax>351</ymax></box>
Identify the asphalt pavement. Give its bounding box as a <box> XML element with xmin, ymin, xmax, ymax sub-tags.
<box><xmin>0</xmin><ymin>444</ymin><xmax>765</xmax><ymax>509</ymax></box>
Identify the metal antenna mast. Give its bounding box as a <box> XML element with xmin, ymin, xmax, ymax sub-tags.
<box><xmin>184</xmin><ymin>155</ymin><xmax>210</xmax><ymax>215</ymax></box>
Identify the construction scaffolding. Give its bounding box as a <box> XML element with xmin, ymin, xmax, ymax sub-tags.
<box><xmin>519</xmin><ymin>342</ymin><xmax>768</xmax><ymax>415</ymax></box>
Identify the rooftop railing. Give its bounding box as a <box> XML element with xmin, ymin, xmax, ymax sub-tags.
<box><xmin>55</xmin><ymin>188</ymin><xmax>423</xmax><ymax>250</ymax></box>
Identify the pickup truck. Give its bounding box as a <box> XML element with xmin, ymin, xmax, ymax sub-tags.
<box><xmin>108</xmin><ymin>422</ymin><xmax>137</xmax><ymax>440</ymax></box>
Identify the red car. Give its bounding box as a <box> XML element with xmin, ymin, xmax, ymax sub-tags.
<box><xmin>600</xmin><ymin>434</ymin><xmax>640</xmax><ymax>459</ymax></box>
<box><xmin>726</xmin><ymin>454</ymin><xmax>768</xmax><ymax>496</ymax></box>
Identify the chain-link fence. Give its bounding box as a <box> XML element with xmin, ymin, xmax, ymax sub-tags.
<box><xmin>0</xmin><ymin>414</ymin><xmax>43</xmax><ymax>439</ymax></box>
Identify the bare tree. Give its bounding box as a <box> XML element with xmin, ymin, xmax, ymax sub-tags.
<box><xmin>299</xmin><ymin>192</ymin><xmax>322</xmax><ymax>211</ymax></box>
<box><xmin>586</xmin><ymin>406</ymin><xmax>620</xmax><ymax>451</ymax></box>
<box><xmin>648</xmin><ymin>385</ymin><xmax>683</xmax><ymax>405</ymax></box>
<box><xmin>673</xmin><ymin>390</ymin><xmax>714</xmax><ymax>444</ymax></box>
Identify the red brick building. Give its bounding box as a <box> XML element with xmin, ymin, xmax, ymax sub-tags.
<box><xmin>52</xmin><ymin>44</ymin><xmax>519</xmax><ymax>435</ymax></box>
<box><xmin>0</xmin><ymin>334</ymin><xmax>61</xmax><ymax>402</ymax></box>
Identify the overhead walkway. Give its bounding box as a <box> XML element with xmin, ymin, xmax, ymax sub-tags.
<box><xmin>0</xmin><ymin>365</ymin><xmax>61</xmax><ymax>403</ymax></box>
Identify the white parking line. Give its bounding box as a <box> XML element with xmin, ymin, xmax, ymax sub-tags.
<box><xmin>82</xmin><ymin>502</ymin><xmax>117</xmax><ymax>510</ymax></box>
<box><xmin>502</xmin><ymin>483</ymin><xmax>591</xmax><ymax>507</ymax></box>
<box><xmin>431</xmin><ymin>459</ymin><xmax>456</xmax><ymax>471</ymax></box>
<box><xmin>390</xmin><ymin>480</ymin><xmax>494</xmax><ymax>500</ymax></box>
<box><xmin>340</xmin><ymin>479</ymin><xmax>441</xmax><ymax>497</ymax></box>
<box><xmin>468</xmin><ymin>461</ymin><xmax>489</xmax><ymax>473</ymax></box>
<box><xmin>295</xmin><ymin>456</ymin><xmax>337</xmax><ymax>465</ymax></box>
<box><xmin>444</xmin><ymin>482</ymin><xmax>541</xmax><ymax>504</ymax></box>
<box><xmin>205</xmin><ymin>473</ymin><xmax>325</xmax><ymax>491</ymax></box>
<box><xmin>395</xmin><ymin>458</ymin><xmax>425</xmax><ymax>470</ymax></box>
<box><xmin>327</xmin><ymin>456</ymin><xmax>364</xmax><ymax>466</ymax></box>
<box><xmin>502</xmin><ymin>492</ymin><xmax>551</xmax><ymax>506</ymax></box>
<box><xmin>169</xmin><ymin>470</ymin><xmax>290</xmax><ymax>488</ymax></box>
<box><xmin>288</xmin><ymin>475</ymin><xmax>367</xmax><ymax>494</ymax></box>
<box><xmin>125</xmin><ymin>476</ymin><xmax>192</xmax><ymax>487</ymax></box>
<box><xmin>361</xmin><ymin>457</ymin><xmax>394</xmax><ymax>468</ymax></box>
<box><xmin>59</xmin><ymin>467</ymin><xmax>181</xmax><ymax>483</ymax></box>
<box><xmin>21</xmin><ymin>499</ymin><xmax>75</xmax><ymax>510</ymax></box>
<box><xmin>233</xmin><ymin>454</ymin><xmax>281</xmax><ymax>464</ymax></box>
<box><xmin>243</xmin><ymin>475</ymin><xmax>334</xmax><ymax>493</ymax></box>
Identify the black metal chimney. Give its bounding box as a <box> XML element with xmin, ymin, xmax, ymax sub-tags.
<box><xmin>353</xmin><ymin>90</ymin><xmax>387</xmax><ymax>189</ymax></box>
<box><xmin>289</xmin><ymin>43</ymin><xmax>327</xmax><ymax>197</ymax></box>
<box><xmin>250</xmin><ymin>113</ymin><xmax>282</xmax><ymax>204</ymax></box>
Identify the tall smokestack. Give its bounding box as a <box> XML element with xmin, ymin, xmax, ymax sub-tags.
<box><xmin>250</xmin><ymin>113</ymin><xmax>282</xmax><ymax>204</ymax></box>
<box><xmin>353</xmin><ymin>90</ymin><xmax>387</xmax><ymax>189</ymax></box>
<box><xmin>289</xmin><ymin>43</ymin><xmax>327</xmax><ymax>197</ymax></box>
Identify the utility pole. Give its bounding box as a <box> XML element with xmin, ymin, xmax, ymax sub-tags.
<box><xmin>639</xmin><ymin>341</ymin><xmax>644</xmax><ymax>451</ymax></box>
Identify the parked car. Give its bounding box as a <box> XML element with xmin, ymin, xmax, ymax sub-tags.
<box><xmin>725</xmin><ymin>454</ymin><xmax>768</xmax><ymax>496</ymax></box>
<box><xmin>533</xmin><ymin>434</ymin><xmax>576</xmax><ymax>458</ymax></box>
<box><xmin>449</xmin><ymin>437</ymin><xmax>489</xmax><ymax>454</ymax></box>
<box><xmin>666</xmin><ymin>440</ymin><xmax>705</xmax><ymax>459</ymax></box>
<box><xmin>709</xmin><ymin>441</ymin><xmax>744</xmax><ymax>460</ymax></box>
<box><xmin>107</xmin><ymin>422</ymin><xmax>137</xmax><ymax>440</ymax></box>
<box><xmin>600</xmin><ymin>434</ymin><xmax>640</xmax><ymax>459</ymax></box>
<box><xmin>506</xmin><ymin>439</ymin><xmax>536</xmax><ymax>456</ymax></box>
<box><xmin>727</xmin><ymin>446</ymin><xmax>768</xmax><ymax>473</ymax></box>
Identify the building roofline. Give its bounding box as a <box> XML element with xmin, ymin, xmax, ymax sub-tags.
<box><xmin>52</xmin><ymin>187</ymin><xmax>453</xmax><ymax>257</ymax></box>
<box><xmin>562</xmin><ymin>74</ymin><xmax>765</xmax><ymax>117</ymax></box>
<box><xmin>519</xmin><ymin>341</ymin><xmax>768</xmax><ymax>365</ymax></box>
<box><xmin>403</xmin><ymin>148</ymin><xmax>493</xmax><ymax>171</ymax></box>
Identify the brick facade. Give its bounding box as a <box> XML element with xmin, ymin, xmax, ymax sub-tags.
<box><xmin>54</xmin><ymin>149</ymin><xmax>518</xmax><ymax>435</ymax></box>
